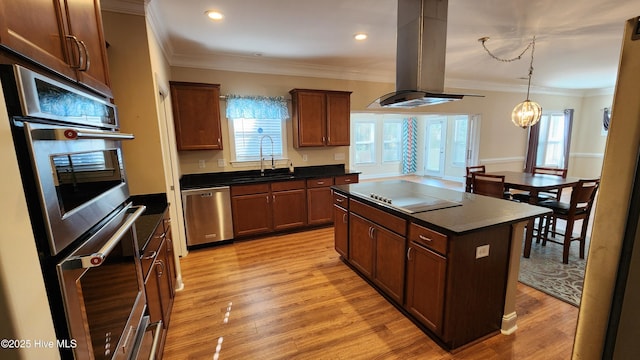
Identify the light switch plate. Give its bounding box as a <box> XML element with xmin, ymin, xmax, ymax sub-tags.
<box><xmin>302</xmin><ymin>154</ymin><xmax>308</xmax><ymax>161</ymax></box>
<box><xmin>476</xmin><ymin>244</ymin><xmax>490</xmax><ymax>259</ymax></box>
<box><xmin>198</xmin><ymin>160</ymin><xmax>206</xmax><ymax>169</ymax></box>
<box><xmin>334</xmin><ymin>153</ymin><xmax>345</xmax><ymax>160</ymax></box>
<box><xmin>217</xmin><ymin>159</ymin><xmax>226</xmax><ymax>167</ymax></box>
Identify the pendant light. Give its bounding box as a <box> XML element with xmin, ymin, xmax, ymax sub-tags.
<box><xmin>479</xmin><ymin>36</ymin><xmax>542</xmax><ymax>128</ymax></box>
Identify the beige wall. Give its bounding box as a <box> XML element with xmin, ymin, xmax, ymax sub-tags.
<box><xmin>169</xmin><ymin>66</ymin><xmax>605</xmax><ymax>178</ymax></box>
<box><xmin>102</xmin><ymin>11</ymin><xmax>167</xmax><ymax>195</ymax></box>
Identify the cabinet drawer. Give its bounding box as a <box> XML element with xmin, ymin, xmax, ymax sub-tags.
<box><xmin>333</xmin><ymin>192</ymin><xmax>348</xmax><ymax>209</ymax></box>
<box><xmin>409</xmin><ymin>223</ymin><xmax>447</xmax><ymax>256</ymax></box>
<box><xmin>306</xmin><ymin>177</ymin><xmax>334</xmax><ymax>188</ymax></box>
<box><xmin>350</xmin><ymin>199</ymin><xmax>406</xmax><ymax>236</ymax></box>
<box><xmin>141</xmin><ymin>224</ymin><xmax>165</xmax><ymax>279</ymax></box>
<box><xmin>271</xmin><ymin>179</ymin><xmax>305</xmax><ymax>191</ymax></box>
<box><xmin>231</xmin><ymin>183</ymin><xmax>270</xmax><ymax>196</ymax></box>
<box><xmin>335</xmin><ymin>174</ymin><xmax>359</xmax><ymax>185</ymax></box>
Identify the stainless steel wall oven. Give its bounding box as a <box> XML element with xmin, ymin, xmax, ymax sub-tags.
<box><xmin>2</xmin><ymin>64</ymin><xmax>155</xmax><ymax>359</ymax></box>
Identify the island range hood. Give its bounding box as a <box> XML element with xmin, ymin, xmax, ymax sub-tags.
<box><xmin>370</xmin><ymin>0</ymin><xmax>472</xmax><ymax>108</ymax></box>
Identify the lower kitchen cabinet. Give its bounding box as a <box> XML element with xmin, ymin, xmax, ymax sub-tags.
<box><xmin>272</xmin><ymin>180</ymin><xmax>307</xmax><ymax>231</ymax></box>
<box><xmin>231</xmin><ymin>181</ymin><xmax>307</xmax><ymax>237</ymax></box>
<box><xmin>405</xmin><ymin>240</ymin><xmax>447</xmax><ymax>334</ymax></box>
<box><xmin>141</xmin><ymin>209</ymin><xmax>175</xmax><ymax>358</ymax></box>
<box><xmin>333</xmin><ymin>192</ymin><xmax>349</xmax><ymax>257</ymax></box>
<box><xmin>348</xmin><ymin>202</ymin><xmax>407</xmax><ymax>304</ymax></box>
<box><xmin>307</xmin><ymin>177</ymin><xmax>334</xmax><ymax>225</ymax></box>
<box><xmin>231</xmin><ymin>187</ymin><xmax>271</xmax><ymax>237</ymax></box>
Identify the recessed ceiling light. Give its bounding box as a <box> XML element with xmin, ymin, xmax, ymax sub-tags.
<box><xmin>205</xmin><ymin>10</ymin><xmax>224</xmax><ymax>21</ymax></box>
<box><xmin>354</xmin><ymin>33</ymin><xmax>368</xmax><ymax>41</ymax></box>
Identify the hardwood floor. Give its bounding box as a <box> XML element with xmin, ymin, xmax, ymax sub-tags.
<box><xmin>163</xmin><ymin>227</ymin><xmax>578</xmax><ymax>359</ymax></box>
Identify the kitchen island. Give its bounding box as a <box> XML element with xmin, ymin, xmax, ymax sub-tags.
<box><xmin>331</xmin><ymin>180</ymin><xmax>549</xmax><ymax>350</ymax></box>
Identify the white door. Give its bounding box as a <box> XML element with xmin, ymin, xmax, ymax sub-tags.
<box><xmin>424</xmin><ymin>118</ymin><xmax>446</xmax><ymax>177</ymax></box>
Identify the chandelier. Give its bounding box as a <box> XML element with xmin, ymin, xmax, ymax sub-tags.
<box><xmin>479</xmin><ymin>36</ymin><xmax>542</xmax><ymax>128</ymax></box>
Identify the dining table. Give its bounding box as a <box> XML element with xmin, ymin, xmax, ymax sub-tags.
<box><xmin>466</xmin><ymin>170</ymin><xmax>581</xmax><ymax>258</ymax></box>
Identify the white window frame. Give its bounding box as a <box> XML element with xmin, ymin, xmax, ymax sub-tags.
<box><xmin>353</xmin><ymin>120</ymin><xmax>377</xmax><ymax>165</ymax></box>
<box><xmin>228</xmin><ymin>117</ymin><xmax>287</xmax><ymax>164</ymax></box>
<box><xmin>382</xmin><ymin>119</ymin><xmax>402</xmax><ymax>163</ymax></box>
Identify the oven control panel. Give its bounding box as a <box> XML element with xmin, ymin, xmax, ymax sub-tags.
<box><xmin>370</xmin><ymin>193</ymin><xmax>393</xmax><ymax>204</ymax></box>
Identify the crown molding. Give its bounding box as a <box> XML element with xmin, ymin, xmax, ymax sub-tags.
<box><xmin>100</xmin><ymin>0</ymin><xmax>146</xmax><ymax>16</ymax></box>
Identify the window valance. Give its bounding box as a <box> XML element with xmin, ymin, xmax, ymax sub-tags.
<box><xmin>225</xmin><ymin>95</ymin><xmax>289</xmax><ymax>119</ymax></box>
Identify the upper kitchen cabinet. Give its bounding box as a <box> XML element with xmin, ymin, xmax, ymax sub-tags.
<box><xmin>289</xmin><ymin>89</ymin><xmax>352</xmax><ymax>147</ymax></box>
<box><xmin>0</xmin><ymin>0</ymin><xmax>112</xmax><ymax>97</ymax></box>
<box><xmin>170</xmin><ymin>82</ymin><xmax>223</xmax><ymax>151</ymax></box>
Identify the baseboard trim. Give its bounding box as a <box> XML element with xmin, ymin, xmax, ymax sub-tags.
<box><xmin>501</xmin><ymin>311</ymin><xmax>518</xmax><ymax>335</ymax></box>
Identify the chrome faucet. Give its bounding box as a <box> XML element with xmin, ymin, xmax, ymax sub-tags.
<box><xmin>259</xmin><ymin>135</ymin><xmax>275</xmax><ymax>176</ymax></box>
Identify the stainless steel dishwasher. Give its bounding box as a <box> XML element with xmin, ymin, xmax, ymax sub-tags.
<box><xmin>182</xmin><ymin>186</ymin><xmax>234</xmax><ymax>246</ymax></box>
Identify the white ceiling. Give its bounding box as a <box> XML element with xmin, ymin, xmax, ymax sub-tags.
<box><xmin>117</xmin><ymin>0</ymin><xmax>639</xmax><ymax>95</ymax></box>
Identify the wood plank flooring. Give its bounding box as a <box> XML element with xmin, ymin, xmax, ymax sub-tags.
<box><xmin>163</xmin><ymin>227</ymin><xmax>578</xmax><ymax>360</ymax></box>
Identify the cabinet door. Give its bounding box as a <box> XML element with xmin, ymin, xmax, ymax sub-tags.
<box><xmin>307</xmin><ymin>186</ymin><xmax>333</xmax><ymax>225</ymax></box>
<box><xmin>348</xmin><ymin>213</ymin><xmax>374</xmax><ymax>278</ymax></box>
<box><xmin>326</xmin><ymin>91</ymin><xmax>351</xmax><ymax>146</ymax></box>
<box><xmin>170</xmin><ymin>82</ymin><xmax>223</xmax><ymax>150</ymax></box>
<box><xmin>232</xmin><ymin>193</ymin><xmax>271</xmax><ymax>237</ymax></box>
<box><xmin>64</xmin><ymin>0</ymin><xmax>111</xmax><ymax>96</ymax></box>
<box><xmin>373</xmin><ymin>226</ymin><xmax>406</xmax><ymax>303</ymax></box>
<box><xmin>405</xmin><ymin>241</ymin><xmax>447</xmax><ymax>334</ymax></box>
<box><xmin>333</xmin><ymin>205</ymin><xmax>348</xmax><ymax>257</ymax></box>
<box><xmin>272</xmin><ymin>189</ymin><xmax>307</xmax><ymax>231</ymax></box>
<box><xmin>292</xmin><ymin>90</ymin><xmax>326</xmax><ymax>147</ymax></box>
<box><xmin>0</xmin><ymin>0</ymin><xmax>74</xmax><ymax>79</ymax></box>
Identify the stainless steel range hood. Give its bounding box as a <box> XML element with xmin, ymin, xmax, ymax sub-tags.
<box><xmin>370</xmin><ymin>0</ymin><xmax>471</xmax><ymax>108</ymax></box>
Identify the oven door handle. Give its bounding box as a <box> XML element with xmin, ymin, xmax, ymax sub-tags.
<box><xmin>27</xmin><ymin>125</ymin><xmax>135</xmax><ymax>141</ymax></box>
<box><xmin>72</xmin><ymin>129</ymin><xmax>135</xmax><ymax>140</ymax></box>
<box><xmin>80</xmin><ymin>205</ymin><xmax>146</xmax><ymax>268</ymax></box>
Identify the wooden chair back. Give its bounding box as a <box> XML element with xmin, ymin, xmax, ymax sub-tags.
<box><xmin>533</xmin><ymin>167</ymin><xmax>568</xmax><ymax>178</ymax></box>
<box><xmin>569</xmin><ymin>178</ymin><xmax>600</xmax><ymax>213</ymax></box>
<box><xmin>466</xmin><ymin>165</ymin><xmax>486</xmax><ymax>176</ymax></box>
<box><xmin>471</xmin><ymin>173</ymin><xmax>506</xmax><ymax>199</ymax></box>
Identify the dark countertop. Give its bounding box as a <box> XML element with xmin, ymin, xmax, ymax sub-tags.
<box><xmin>130</xmin><ymin>193</ymin><xmax>168</xmax><ymax>252</ymax></box>
<box><xmin>180</xmin><ymin>164</ymin><xmax>359</xmax><ymax>190</ymax></box>
<box><xmin>332</xmin><ymin>180</ymin><xmax>550</xmax><ymax>236</ymax></box>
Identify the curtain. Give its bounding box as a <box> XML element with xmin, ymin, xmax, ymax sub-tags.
<box><xmin>225</xmin><ymin>95</ymin><xmax>289</xmax><ymax>119</ymax></box>
<box><xmin>401</xmin><ymin>117</ymin><xmax>417</xmax><ymax>174</ymax></box>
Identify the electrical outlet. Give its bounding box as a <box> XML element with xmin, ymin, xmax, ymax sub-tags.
<box><xmin>217</xmin><ymin>159</ymin><xmax>226</xmax><ymax>167</ymax></box>
<box><xmin>334</xmin><ymin>153</ymin><xmax>345</xmax><ymax>161</ymax></box>
<box><xmin>302</xmin><ymin>154</ymin><xmax>308</xmax><ymax>161</ymax></box>
<box><xmin>476</xmin><ymin>245</ymin><xmax>490</xmax><ymax>259</ymax></box>
<box><xmin>198</xmin><ymin>160</ymin><xmax>205</xmax><ymax>169</ymax></box>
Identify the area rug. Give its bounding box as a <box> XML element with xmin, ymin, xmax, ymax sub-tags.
<box><xmin>518</xmin><ymin>234</ymin><xmax>588</xmax><ymax>307</ymax></box>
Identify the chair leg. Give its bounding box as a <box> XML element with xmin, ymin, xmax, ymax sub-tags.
<box><xmin>562</xmin><ymin>218</ymin><xmax>575</xmax><ymax>264</ymax></box>
<box><xmin>579</xmin><ymin>219</ymin><xmax>589</xmax><ymax>259</ymax></box>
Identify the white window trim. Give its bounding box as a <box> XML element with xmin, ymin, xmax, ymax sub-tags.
<box><xmin>227</xmin><ymin>117</ymin><xmax>288</xmax><ymax>166</ymax></box>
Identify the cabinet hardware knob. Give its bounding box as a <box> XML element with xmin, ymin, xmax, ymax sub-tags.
<box><xmin>143</xmin><ymin>251</ymin><xmax>157</xmax><ymax>260</ymax></box>
<box><xmin>407</xmin><ymin>247</ymin><xmax>413</xmax><ymax>261</ymax></box>
<box><xmin>336</xmin><ymin>198</ymin><xmax>343</xmax><ymax>203</ymax></box>
<box><xmin>317</xmin><ymin>181</ymin><xmax>325</xmax><ymax>185</ymax></box>
<box><xmin>78</xmin><ymin>40</ymin><xmax>90</xmax><ymax>71</ymax></box>
<box><xmin>65</xmin><ymin>35</ymin><xmax>83</xmax><ymax>69</ymax></box>
<box><xmin>342</xmin><ymin>213</ymin><xmax>347</xmax><ymax>223</ymax></box>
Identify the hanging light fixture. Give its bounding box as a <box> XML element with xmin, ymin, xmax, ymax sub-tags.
<box><xmin>479</xmin><ymin>36</ymin><xmax>542</xmax><ymax>128</ymax></box>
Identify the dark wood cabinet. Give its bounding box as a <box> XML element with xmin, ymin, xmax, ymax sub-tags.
<box><xmin>141</xmin><ymin>208</ymin><xmax>175</xmax><ymax>358</ymax></box>
<box><xmin>348</xmin><ymin>213</ymin><xmax>374</xmax><ymax>278</ymax></box>
<box><xmin>335</xmin><ymin>174</ymin><xmax>359</xmax><ymax>185</ymax></box>
<box><xmin>231</xmin><ymin>184</ymin><xmax>271</xmax><ymax>237</ymax></box>
<box><xmin>373</xmin><ymin>225</ymin><xmax>406</xmax><ymax>303</ymax></box>
<box><xmin>333</xmin><ymin>192</ymin><xmax>349</xmax><ymax>258</ymax></box>
<box><xmin>405</xmin><ymin>240</ymin><xmax>447</xmax><ymax>334</ymax></box>
<box><xmin>232</xmin><ymin>181</ymin><xmax>308</xmax><ymax>237</ymax></box>
<box><xmin>170</xmin><ymin>82</ymin><xmax>223</xmax><ymax>151</ymax></box>
<box><xmin>0</xmin><ymin>0</ymin><xmax>112</xmax><ymax>96</ymax></box>
<box><xmin>290</xmin><ymin>89</ymin><xmax>351</xmax><ymax>147</ymax></box>
<box><xmin>348</xmin><ymin>200</ymin><xmax>407</xmax><ymax>303</ymax></box>
<box><xmin>306</xmin><ymin>177</ymin><xmax>334</xmax><ymax>225</ymax></box>
<box><xmin>272</xmin><ymin>180</ymin><xmax>307</xmax><ymax>231</ymax></box>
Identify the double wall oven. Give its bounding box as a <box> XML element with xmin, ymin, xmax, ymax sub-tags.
<box><xmin>2</xmin><ymin>64</ymin><xmax>159</xmax><ymax>359</ymax></box>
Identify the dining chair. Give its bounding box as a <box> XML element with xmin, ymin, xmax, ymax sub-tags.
<box><xmin>537</xmin><ymin>178</ymin><xmax>600</xmax><ymax>264</ymax></box>
<box><xmin>471</xmin><ymin>173</ymin><xmax>509</xmax><ymax>199</ymax></box>
<box><xmin>465</xmin><ymin>165</ymin><xmax>486</xmax><ymax>192</ymax></box>
<box><xmin>512</xmin><ymin>166</ymin><xmax>568</xmax><ymax>203</ymax></box>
